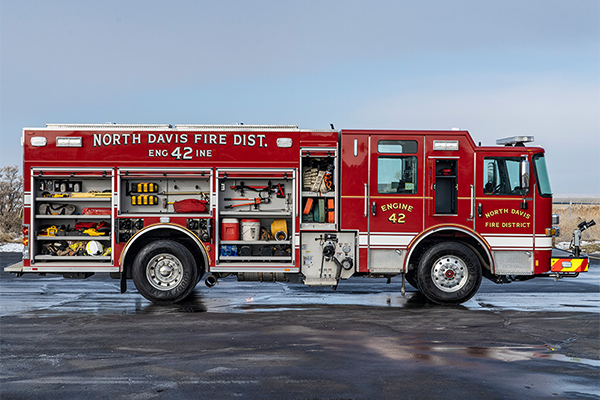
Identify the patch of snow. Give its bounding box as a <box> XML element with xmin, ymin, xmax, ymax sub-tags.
<box><xmin>0</xmin><ymin>243</ymin><xmax>24</xmax><ymax>252</ymax></box>
<box><xmin>555</xmin><ymin>240</ymin><xmax>600</xmax><ymax>253</ymax></box>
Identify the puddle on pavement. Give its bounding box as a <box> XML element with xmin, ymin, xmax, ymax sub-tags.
<box><xmin>425</xmin><ymin>344</ymin><xmax>600</xmax><ymax>368</ymax></box>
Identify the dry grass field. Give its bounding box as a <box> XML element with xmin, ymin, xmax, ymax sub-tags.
<box><xmin>0</xmin><ymin>232</ymin><xmax>18</xmax><ymax>243</ymax></box>
<box><xmin>553</xmin><ymin>199</ymin><xmax>600</xmax><ymax>253</ymax></box>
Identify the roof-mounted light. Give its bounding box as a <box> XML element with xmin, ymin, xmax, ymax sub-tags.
<box><xmin>496</xmin><ymin>136</ymin><xmax>534</xmax><ymax>147</ymax></box>
<box><xmin>56</xmin><ymin>137</ymin><xmax>83</xmax><ymax>147</ymax></box>
<box><xmin>433</xmin><ymin>140</ymin><xmax>459</xmax><ymax>151</ymax></box>
<box><xmin>30</xmin><ymin>137</ymin><xmax>47</xmax><ymax>147</ymax></box>
<box><xmin>276</xmin><ymin>138</ymin><xmax>293</xmax><ymax>148</ymax></box>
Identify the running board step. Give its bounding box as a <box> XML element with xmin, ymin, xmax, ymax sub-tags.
<box><xmin>4</xmin><ymin>261</ymin><xmax>23</xmax><ymax>273</ymax></box>
<box><xmin>303</xmin><ymin>277</ymin><xmax>338</xmax><ymax>286</ymax></box>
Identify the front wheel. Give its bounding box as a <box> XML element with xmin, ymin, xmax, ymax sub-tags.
<box><xmin>132</xmin><ymin>240</ymin><xmax>199</xmax><ymax>304</ymax></box>
<box><xmin>404</xmin><ymin>270</ymin><xmax>419</xmax><ymax>289</ymax></box>
<box><xmin>417</xmin><ymin>242</ymin><xmax>482</xmax><ymax>305</ymax></box>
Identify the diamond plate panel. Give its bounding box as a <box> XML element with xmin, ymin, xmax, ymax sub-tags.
<box><xmin>369</xmin><ymin>249</ymin><xmax>404</xmax><ymax>273</ymax></box>
<box><xmin>493</xmin><ymin>251</ymin><xmax>533</xmax><ymax>275</ymax></box>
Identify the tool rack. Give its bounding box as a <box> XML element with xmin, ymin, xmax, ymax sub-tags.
<box><xmin>215</xmin><ymin>169</ymin><xmax>295</xmax><ymax>267</ymax></box>
<box><xmin>30</xmin><ymin>168</ymin><xmax>113</xmax><ymax>265</ymax></box>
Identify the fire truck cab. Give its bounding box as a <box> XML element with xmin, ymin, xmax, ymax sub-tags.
<box><xmin>7</xmin><ymin>124</ymin><xmax>590</xmax><ymax>305</ymax></box>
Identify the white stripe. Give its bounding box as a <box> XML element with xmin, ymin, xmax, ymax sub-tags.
<box><xmin>536</xmin><ymin>236</ymin><xmax>553</xmax><ymax>249</ymax></box>
<box><xmin>484</xmin><ymin>236</ymin><xmax>533</xmax><ymax>248</ymax></box>
<box><xmin>369</xmin><ymin>235</ymin><xmax>414</xmax><ymax>246</ymax></box>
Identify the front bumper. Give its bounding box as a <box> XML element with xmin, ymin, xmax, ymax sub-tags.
<box><xmin>551</xmin><ymin>248</ymin><xmax>589</xmax><ymax>273</ymax></box>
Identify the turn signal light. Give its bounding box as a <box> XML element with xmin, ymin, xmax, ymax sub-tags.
<box><xmin>22</xmin><ymin>225</ymin><xmax>29</xmax><ymax>245</ymax></box>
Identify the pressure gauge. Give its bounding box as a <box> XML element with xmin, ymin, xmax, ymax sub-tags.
<box><xmin>341</xmin><ymin>257</ymin><xmax>354</xmax><ymax>270</ymax></box>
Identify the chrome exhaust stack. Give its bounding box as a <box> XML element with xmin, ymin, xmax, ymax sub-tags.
<box><xmin>205</xmin><ymin>274</ymin><xmax>218</xmax><ymax>288</ymax></box>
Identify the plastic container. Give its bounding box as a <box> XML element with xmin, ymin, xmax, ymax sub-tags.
<box><xmin>222</xmin><ymin>218</ymin><xmax>239</xmax><ymax>240</ymax></box>
<box><xmin>241</xmin><ymin>219</ymin><xmax>261</xmax><ymax>241</ymax></box>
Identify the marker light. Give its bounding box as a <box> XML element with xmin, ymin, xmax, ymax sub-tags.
<box><xmin>30</xmin><ymin>137</ymin><xmax>47</xmax><ymax>147</ymax></box>
<box><xmin>277</xmin><ymin>138</ymin><xmax>293</xmax><ymax>148</ymax></box>
<box><xmin>56</xmin><ymin>137</ymin><xmax>83</xmax><ymax>147</ymax></box>
<box><xmin>433</xmin><ymin>140</ymin><xmax>459</xmax><ymax>151</ymax></box>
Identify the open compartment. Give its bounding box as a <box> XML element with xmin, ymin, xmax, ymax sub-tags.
<box><xmin>300</xmin><ymin>148</ymin><xmax>337</xmax><ymax>230</ymax></box>
<box><xmin>31</xmin><ymin>168</ymin><xmax>114</xmax><ymax>264</ymax></box>
<box><xmin>215</xmin><ymin>169</ymin><xmax>295</xmax><ymax>265</ymax></box>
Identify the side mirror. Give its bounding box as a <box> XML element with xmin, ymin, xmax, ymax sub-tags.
<box><xmin>520</xmin><ymin>159</ymin><xmax>530</xmax><ymax>192</ymax></box>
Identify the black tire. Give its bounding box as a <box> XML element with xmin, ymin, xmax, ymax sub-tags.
<box><xmin>132</xmin><ymin>240</ymin><xmax>199</xmax><ymax>305</ymax></box>
<box><xmin>404</xmin><ymin>270</ymin><xmax>419</xmax><ymax>289</ymax></box>
<box><xmin>417</xmin><ymin>242</ymin><xmax>482</xmax><ymax>305</ymax></box>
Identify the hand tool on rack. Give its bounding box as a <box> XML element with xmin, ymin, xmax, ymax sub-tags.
<box><xmin>229</xmin><ymin>181</ymin><xmax>284</xmax><ymax>198</ymax></box>
<box><xmin>224</xmin><ymin>197</ymin><xmax>270</xmax><ymax>209</ymax></box>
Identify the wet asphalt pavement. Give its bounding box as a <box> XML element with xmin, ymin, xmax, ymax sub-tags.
<box><xmin>0</xmin><ymin>252</ymin><xmax>599</xmax><ymax>400</ymax></box>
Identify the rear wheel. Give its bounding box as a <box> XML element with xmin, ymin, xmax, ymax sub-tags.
<box><xmin>132</xmin><ymin>240</ymin><xmax>198</xmax><ymax>304</ymax></box>
<box><xmin>417</xmin><ymin>242</ymin><xmax>482</xmax><ymax>305</ymax></box>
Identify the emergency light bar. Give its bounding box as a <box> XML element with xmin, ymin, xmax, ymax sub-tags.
<box><xmin>496</xmin><ymin>136</ymin><xmax>534</xmax><ymax>146</ymax></box>
<box><xmin>46</xmin><ymin>123</ymin><xmax>173</xmax><ymax>130</ymax></box>
<box><xmin>175</xmin><ymin>124</ymin><xmax>299</xmax><ymax>131</ymax></box>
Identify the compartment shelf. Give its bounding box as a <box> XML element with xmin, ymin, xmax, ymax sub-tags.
<box><xmin>219</xmin><ymin>211</ymin><xmax>292</xmax><ymax>217</ymax></box>
<box><xmin>37</xmin><ymin>235</ymin><xmax>111</xmax><ymax>241</ymax></box>
<box><xmin>220</xmin><ymin>240</ymin><xmax>291</xmax><ymax>245</ymax></box>
<box><xmin>36</xmin><ymin>214</ymin><xmax>110</xmax><ymax>219</ymax></box>
<box><xmin>34</xmin><ymin>255</ymin><xmax>111</xmax><ymax>261</ymax></box>
<box><xmin>35</xmin><ymin>197</ymin><xmax>111</xmax><ymax>202</ymax></box>
<box><xmin>300</xmin><ymin>223</ymin><xmax>336</xmax><ymax>230</ymax></box>
<box><xmin>219</xmin><ymin>256</ymin><xmax>292</xmax><ymax>261</ymax></box>
<box><xmin>301</xmin><ymin>191</ymin><xmax>335</xmax><ymax>197</ymax></box>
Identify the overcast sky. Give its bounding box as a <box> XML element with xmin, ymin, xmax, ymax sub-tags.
<box><xmin>1</xmin><ymin>0</ymin><xmax>598</xmax><ymax>194</ymax></box>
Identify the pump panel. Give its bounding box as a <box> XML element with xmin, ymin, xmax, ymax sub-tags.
<box><xmin>301</xmin><ymin>232</ymin><xmax>356</xmax><ymax>286</ymax></box>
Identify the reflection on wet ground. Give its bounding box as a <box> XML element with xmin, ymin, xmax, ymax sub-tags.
<box><xmin>1</xmin><ymin>255</ymin><xmax>599</xmax><ymax>400</ymax></box>
<box><xmin>2</xmin><ymin>267</ymin><xmax>598</xmax><ymax>317</ymax></box>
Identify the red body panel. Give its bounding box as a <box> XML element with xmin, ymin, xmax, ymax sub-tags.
<box><xmin>21</xmin><ymin>126</ymin><xmax>555</xmax><ymax>277</ymax></box>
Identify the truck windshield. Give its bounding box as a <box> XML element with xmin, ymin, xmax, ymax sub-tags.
<box><xmin>533</xmin><ymin>153</ymin><xmax>552</xmax><ymax>197</ymax></box>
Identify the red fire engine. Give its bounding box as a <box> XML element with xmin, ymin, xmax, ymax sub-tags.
<box><xmin>6</xmin><ymin>124</ymin><xmax>593</xmax><ymax>305</ymax></box>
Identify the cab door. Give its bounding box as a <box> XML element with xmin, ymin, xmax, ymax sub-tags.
<box><xmin>475</xmin><ymin>152</ymin><xmax>535</xmax><ymax>274</ymax></box>
<box><xmin>367</xmin><ymin>134</ymin><xmax>424</xmax><ymax>273</ymax></box>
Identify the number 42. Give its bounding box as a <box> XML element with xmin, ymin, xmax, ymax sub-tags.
<box><xmin>388</xmin><ymin>213</ymin><xmax>406</xmax><ymax>224</ymax></box>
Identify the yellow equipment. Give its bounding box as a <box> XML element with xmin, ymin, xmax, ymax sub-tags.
<box><xmin>271</xmin><ymin>219</ymin><xmax>288</xmax><ymax>241</ymax></box>
<box><xmin>82</xmin><ymin>228</ymin><xmax>106</xmax><ymax>236</ymax></box>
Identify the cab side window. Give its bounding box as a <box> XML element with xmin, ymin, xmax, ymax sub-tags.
<box><xmin>378</xmin><ymin>156</ymin><xmax>418</xmax><ymax>194</ymax></box>
<box><xmin>377</xmin><ymin>140</ymin><xmax>418</xmax><ymax>195</ymax></box>
<box><xmin>483</xmin><ymin>157</ymin><xmax>527</xmax><ymax>196</ymax></box>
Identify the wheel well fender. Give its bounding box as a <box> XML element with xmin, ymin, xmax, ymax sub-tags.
<box><xmin>405</xmin><ymin>225</ymin><xmax>492</xmax><ymax>273</ymax></box>
<box><xmin>119</xmin><ymin>223</ymin><xmax>209</xmax><ymax>279</ymax></box>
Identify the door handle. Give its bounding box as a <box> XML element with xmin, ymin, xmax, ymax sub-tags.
<box><xmin>372</xmin><ymin>202</ymin><xmax>377</xmax><ymax>216</ymax></box>
<box><xmin>477</xmin><ymin>203</ymin><xmax>482</xmax><ymax>218</ymax></box>
<box><xmin>364</xmin><ymin>183</ymin><xmax>368</xmax><ymax>217</ymax></box>
<box><xmin>470</xmin><ymin>185</ymin><xmax>474</xmax><ymax>219</ymax></box>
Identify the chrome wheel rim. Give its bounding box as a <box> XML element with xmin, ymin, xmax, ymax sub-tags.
<box><xmin>431</xmin><ymin>255</ymin><xmax>468</xmax><ymax>293</ymax></box>
<box><xmin>146</xmin><ymin>253</ymin><xmax>184</xmax><ymax>291</ymax></box>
